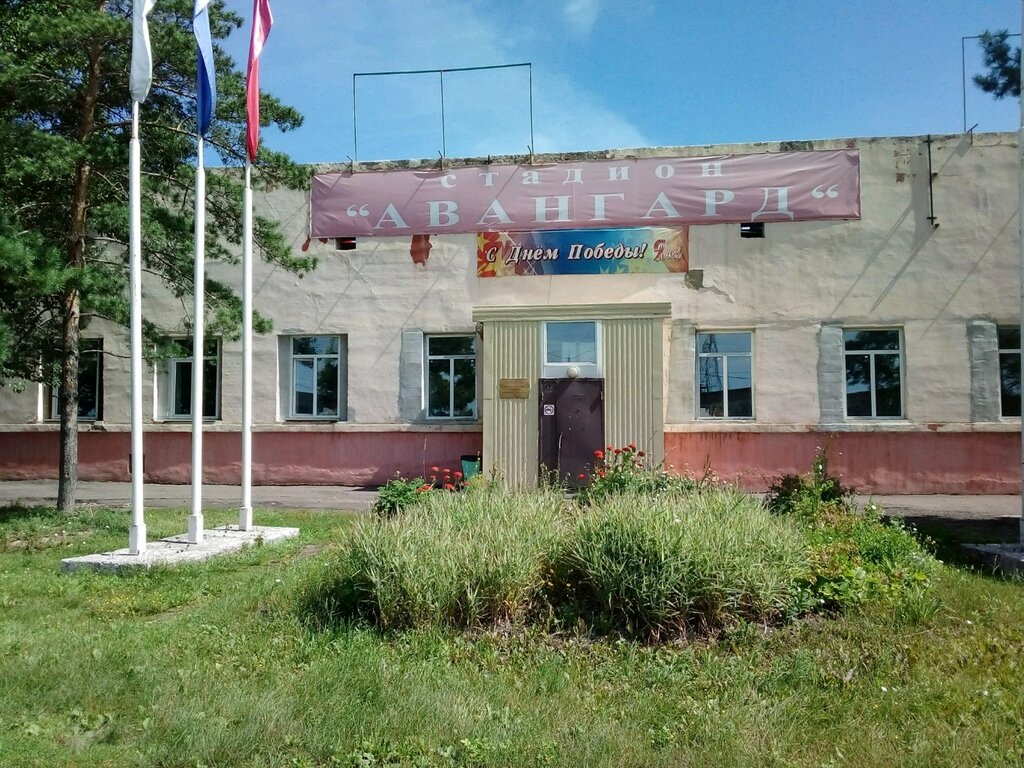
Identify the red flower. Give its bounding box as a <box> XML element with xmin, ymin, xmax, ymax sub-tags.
<box><xmin>594</xmin><ymin>450</ymin><xmax>604</xmax><ymax>460</ymax></box>
<box><xmin>453</xmin><ymin>471</ymin><xmax>463</xmax><ymax>479</ymax></box>
<box><xmin>628</xmin><ymin>442</ymin><xmax>637</xmax><ymax>450</ymax></box>
<box><xmin>614</xmin><ymin>448</ymin><xmax>621</xmax><ymax>455</ymax></box>
<box><xmin>606</xmin><ymin>444</ymin><xmax>613</xmax><ymax>451</ymax></box>
<box><xmin>598</xmin><ymin>470</ymin><xmax>606</xmax><ymax>478</ymax></box>
<box><xmin>430</xmin><ymin>466</ymin><xmax>440</xmax><ymax>473</ymax></box>
<box><xmin>416</xmin><ymin>484</ymin><xmax>431</xmax><ymax>493</ymax></box>
<box><xmin>577</xmin><ymin>473</ymin><xmax>586</xmax><ymax>480</ymax></box>
<box><xmin>638</xmin><ymin>450</ymin><xmax>646</xmax><ymax>457</ymax></box>
<box><xmin>444</xmin><ymin>483</ymin><xmax>455</xmax><ymax>491</ymax></box>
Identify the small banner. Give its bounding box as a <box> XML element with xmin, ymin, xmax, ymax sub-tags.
<box><xmin>477</xmin><ymin>227</ymin><xmax>688</xmax><ymax>278</ymax></box>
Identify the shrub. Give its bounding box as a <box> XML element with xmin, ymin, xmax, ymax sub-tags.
<box><xmin>558</xmin><ymin>489</ymin><xmax>810</xmax><ymax>638</ymax></box>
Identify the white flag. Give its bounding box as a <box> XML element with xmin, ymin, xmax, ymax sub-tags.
<box><xmin>130</xmin><ymin>0</ymin><xmax>158</xmax><ymax>103</ymax></box>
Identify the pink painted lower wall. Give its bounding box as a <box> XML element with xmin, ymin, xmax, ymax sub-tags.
<box><xmin>663</xmin><ymin>431</ymin><xmax>1019</xmax><ymax>494</ymax></box>
<box><xmin>0</xmin><ymin>431</ymin><xmax>482</xmax><ymax>486</ymax></box>
<box><xmin>0</xmin><ymin>429</ymin><xmax>1017</xmax><ymax>493</ymax></box>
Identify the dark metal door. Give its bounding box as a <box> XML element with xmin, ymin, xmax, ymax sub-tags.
<box><xmin>538</xmin><ymin>378</ymin><xmax>604</xmax><ymax>488</ymax></box>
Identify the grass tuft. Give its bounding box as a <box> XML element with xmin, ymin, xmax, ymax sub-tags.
<box><xmin>302</xmin><ymin>486</ymin><xmax>568</xmax><ymax>631</ymax></box>
<box><xmin>561</xmin><ymin>489</ymin><xmax>809</xmax><ymax>638</ymax></box>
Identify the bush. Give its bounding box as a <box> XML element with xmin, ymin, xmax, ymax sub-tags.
<box><xmin>558</xmin><ymin>489</ymin><xmax>810</xmax><ymax>638</ymax></box>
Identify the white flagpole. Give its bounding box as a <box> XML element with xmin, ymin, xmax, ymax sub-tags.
<box><xmin>240</xmin><ymin>160</ymin><xmax>254</xmax><ymax>530</ymax></box>
<box><xmin>128</xmin><ymin>100</ymin><xmax>147</xmax><ymax>555</ymax></box>
<box><xmin>188</xmin><ymin>136</ymin><xmax>206</xmax><ymax>544</ymax></box>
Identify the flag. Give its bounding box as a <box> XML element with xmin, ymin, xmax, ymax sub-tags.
<box><xmin>130</xmin><ymin>0</ymin><xmax>157</xmax><ymax>103</ymax></box>
<box><xmin>193</xmin><ymin>0</ymin><xmax>217</xmax><ymax>137</ymax></box>
<box><xmin>246</xmin><ymin>0</ymin><xmax>273</xmax><ymax>161</ymax></box>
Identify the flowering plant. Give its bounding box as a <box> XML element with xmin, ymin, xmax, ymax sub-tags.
<box><xmin>426</xmin><ymin>466</ymin><xmax>465</xmax><ymax>492</ymax></box>
<box><xmin>372</xmin><ymin>463</ymin><xmax>467</xmax><ymax>518</ymax></box>
<box><xmin>575</xmin><ymin>441</ymin><xmax>697</xmax><ymax>504</ymax></box>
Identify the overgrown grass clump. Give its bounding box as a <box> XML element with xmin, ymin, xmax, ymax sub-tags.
<box><xmin>307</xmin><ymin>452</ymin><xmax>942</xmax><ymax>642</ymax></box>
<box><xmin>307</xmin><ymin>487</ymin><xmax>567</xmax><ymax>630</ymax></box>
<box><xmin>305</xmin><ymin>483</ymin><xmax>916</xmax><ymax>640</ymax></box>
<box><xmin>561</xmin><ymin>489</ymin><xmax>809</xmax><ymax>637</ymax></box>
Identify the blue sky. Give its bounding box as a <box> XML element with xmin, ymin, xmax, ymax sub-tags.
<box><xmin>218</xmin><ymin>0</ymin><xmax>1022</xmax><ymax>164</ymax></box>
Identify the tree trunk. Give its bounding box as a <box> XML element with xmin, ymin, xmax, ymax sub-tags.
<box><xmin>57</xmin><ymin>42</ymin><xmax>102</xmax><ymax>514</ymax></box>
<box><xmin>57</xmin><ymin>288</ymin><xmax>80</xmax><ymax>513</ymax></box>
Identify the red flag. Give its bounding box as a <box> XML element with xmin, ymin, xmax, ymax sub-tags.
<box><xmin>246</xmin><ymin>0</ymin><xmax>273</xmax><ymax>162</ymax></box>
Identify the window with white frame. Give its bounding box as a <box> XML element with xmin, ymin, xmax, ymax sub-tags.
<box><xmin>543</xmin><ymin>320</ymin><xmax>600</xmax><ymax>377</ymax></box>
<box><xmin>167</xmin><ymin>338</ymin><xmax>220</xmax><ymax>419</ymax></box>
<box><xmin>843</xmin><ymin>329</ymin><xmax>903</xmax><ymax>418</ymax></box>
<box><xmin>48</xmin><ymin>338</ymin><xmax>103</xmax><ymax>420</ymax></box>
<box><xmin>425</xmin><ymin>335</ymin><xmax>476</xmax><ymax>418</ymax></box>
<box><xmin>998</xmin><ymin>326</ymin><xmax>1020</xmax><ymax>418</ymax></box>
<box><xmin>696</xmin><ymin>331</ymin><xmax>753</xmax><ymax>418</ymax></box>
<box><xmin>289</xmin><ymin>335</ymin><xmax>344</xmax><ymax>418</ymax></box>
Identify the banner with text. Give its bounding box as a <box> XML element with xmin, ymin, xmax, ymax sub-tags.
<box><xmin>311</xmin><ymin>149</ymin><xmax>859</xmax><ymax>238</ymax></box>
<box><xmin>477</xmin><ymin>227</ymin><xmax>688</xmax><ymax>278</ymax></box>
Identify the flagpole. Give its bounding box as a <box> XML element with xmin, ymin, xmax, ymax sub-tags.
<box><xmin>241</xmin><ymin>0</ymin><xmax>272</xmax><ymax>529</ymax></box>
<box><xmin>188</xmin><ymin>135</ymin><xmax>206</xmax><ymax>544</ymax></box>
<box><xmin>240</xmin><ymin>160</ymin><xmax>253</xmax><ymax>530</ymax></box>
<box><xmin>128</xmin><ymin>99</ymin><xmax>147</xmax><ymax>555</ymax></box>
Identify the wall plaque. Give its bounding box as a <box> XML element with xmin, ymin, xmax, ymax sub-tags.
<box><xmin>499</xmin><ymin>378</ymin><xmax>530</xmax><ymax>399</ymax></box>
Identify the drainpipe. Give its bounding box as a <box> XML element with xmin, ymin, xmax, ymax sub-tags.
<box><xmin>1018</xmin><ymin>0</ymin><xmax>1024</xmax><ymax>546</ymax></box>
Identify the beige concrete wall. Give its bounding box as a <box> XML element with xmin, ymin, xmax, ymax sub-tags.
<box><xmin>0</xmin><ymin>133</ymin><xmax>1018</xmax><ymax>469</ymax></box>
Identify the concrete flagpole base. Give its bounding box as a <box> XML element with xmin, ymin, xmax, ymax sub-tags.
<box><xmin>128</xmin><ymin>523</ymin><xmax>147</xmax><ymax>555</ymax></box>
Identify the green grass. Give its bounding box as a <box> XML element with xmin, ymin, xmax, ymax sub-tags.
<box><xmin>1</xmin><ymin>501</ymin><xmax>1022</xmax><ymax>767</ymax></box>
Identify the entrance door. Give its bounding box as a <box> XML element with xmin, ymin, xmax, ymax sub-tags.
<box><xmin>538</xmin><ymin>378</ymin><xmax>604</xmax><ymax>488</ymax></box>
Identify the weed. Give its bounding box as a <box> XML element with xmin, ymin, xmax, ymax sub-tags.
<box><xmin>371</xmin><ymin>474</ymin><xmax>429</xmax><ymax>518</ymax></box>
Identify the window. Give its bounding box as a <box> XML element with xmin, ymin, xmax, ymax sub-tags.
<box><xmin>543</xmin><ymin>320</ymin><xmax>600</xmax><ymax>377</ymax></box>
<box><xmin>696</xmin><ymin>331</ymin><xmax>752</xmax><ymax>418</ymax></box>
<box><xmin>998</xmin><ymin>326</ymin><xmax>1020</xmax><ymax>417</ymax></box>
<box><xmin>290</xmin><ymin>336</ymin><xmax>343</xmax><ymax>418</ymax></box>
<box><xmin>426</xmin><ymin>335</ymin><xmax>476</xmax><ymax>418</ymax></box>
<box><xmin>167</xmin><ymin>338</ymin><xmax>220</xmax><ymax>419</ymax></box>
<box><xmin>48</xmin><ymin>339</ymin><xmax>103</xmax><ymax>420</ymax></box>
<box><xmin>843</xmin><ymin>329</ymin><xmax>902</xmax><ymax>418</ymax></box>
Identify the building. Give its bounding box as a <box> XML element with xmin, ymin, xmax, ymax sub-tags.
<box><xmin>0</xmin><ymin>132</ymin><xmax>1019</xmax><ymax>493</ymax></box>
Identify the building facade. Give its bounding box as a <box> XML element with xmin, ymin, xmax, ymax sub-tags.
<box><xmin>0</xmin><ymin>132</ymin><xmax>1019</xmax><ymax>493</ymax></box>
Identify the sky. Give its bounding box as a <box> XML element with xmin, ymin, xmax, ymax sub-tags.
<box><xmin>216</xmin><ymin>0</ymin><xmax>1023</xmax><ymax>164</ymax></box>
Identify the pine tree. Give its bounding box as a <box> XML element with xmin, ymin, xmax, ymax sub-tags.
<box><xmin>974</xmin><ymin>30</ymin><xmax>1021</xmax><ymax>99</ymax></box>
<box><xmin>0</xmin><ymin>0</ymin><xmax>316</xmax><ymax>512</ymax></box>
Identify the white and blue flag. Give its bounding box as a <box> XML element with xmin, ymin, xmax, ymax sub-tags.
<box><xmin>130</xmin><ymin>0</ymin><xmax>157</xmax><ymax>103</ymax></box>
<box><xmin>193</xmin><ymin>0</ymin><xmax>216</xmax><ymax>136</ymax></box>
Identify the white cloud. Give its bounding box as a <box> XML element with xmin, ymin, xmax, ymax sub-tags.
<box><xmin>225</xmin><ymin>0</ymin><xmax>646</xmax><ymax>162</ymax></box>
<box><xmin>563</xmin><ymin>0</ymin><xmax>600</xmax><ymax>37</ymax></box>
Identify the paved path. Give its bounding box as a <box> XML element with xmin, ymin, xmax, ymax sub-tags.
<box><xmin>0</xmin><ymin>480</ymin><xmax>377</xmax><ymax>511</ymax></box>
<box><xmin>0</xmin><ymin>480</ymin><xmax>1021</xmax><ymax>520</ymax></box>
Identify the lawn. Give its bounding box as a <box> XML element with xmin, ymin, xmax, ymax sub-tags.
<box><xmin>0</xmin><ymin>500</ymin><xmax>1022</xmax><ymax>767</ymax></box>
